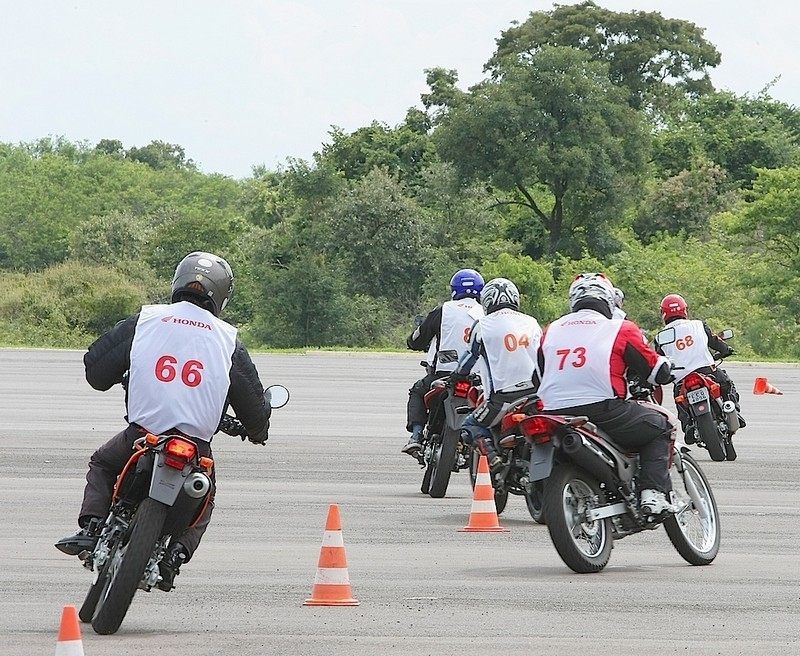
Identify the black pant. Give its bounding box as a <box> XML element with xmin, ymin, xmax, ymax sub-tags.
<box><xmin>406</xmin><ymin>370</ymin><xmax>445</xmax><ymax>432</ymax></box>
<box><xmin>79</xmin><ymin>424</ymin><xmax>215</xmax><ymax>560</ymax></box>
<box><xmin>546</xmin><ymin>398</ymin><xmax>672</xmax><ymax>493</ymax></box>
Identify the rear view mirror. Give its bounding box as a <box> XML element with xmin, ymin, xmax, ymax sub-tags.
<box><xmin>719</xmin><ymin>329</ymin><xmax>734</xmax><ymax>341</ymax></box>
<box><xmin>654</xmin><ymin>327</ymin><xmax>676</xmax><ymax>347</ymax></box>
<box><xmin>265</xmin><ymin>384</ymin><xmax>290</xmax><ymax>409</ymax></box>
<box><xmin>414</xmin><ymin>314</ymin><xmax>424</xmax><ymax>327</ymax></box>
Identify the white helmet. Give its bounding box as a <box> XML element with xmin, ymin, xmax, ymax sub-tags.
<box><xmin>481</xmin><ymin>278</ymin><xmax>520</xmax><ymax>314</ymax></box>
<box><xmin>613</xmin><ymin>287</ymin><xmax>625</xmax><ymax>309</ymax></box>
<box><xmin>569</xmin><ymin>273</ymin><xmax>616</xmax><ymax>315</ymax></box>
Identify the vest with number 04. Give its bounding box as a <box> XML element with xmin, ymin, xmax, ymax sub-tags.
<box><xmin>537</xmin><ymin>309</ymin><xmax>626</xmax><ymax>409</ymax></box>
<box><xmin>127</xmin><ymin>301</ymin><xmax>238</xmax><ymax>441</ymax></box>
<box><xmin>477</xmin><ymin>309</ymin><xmax>542</xmax><ymax>394</ymax></box>
<box><xmin>657</xmin><ymin>318</ymin><xmax>714</xmax><ymax>383</ymax></box>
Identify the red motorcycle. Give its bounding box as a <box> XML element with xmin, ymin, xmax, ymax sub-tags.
<box><xmin>657</xmin><ymin>329</ymin><xmax>739</xmax><ymax>462</ymax></box>
<box><xmin>466</xmin><ymin>385</ymin><xmax>545</xmax><ymax>524</ymax></box>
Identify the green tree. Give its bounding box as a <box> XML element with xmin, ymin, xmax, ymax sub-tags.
<box><xmin>427</xmin><ymin>45</ymin><xmax>649</xmax><ymax>257</ymax></box>
<box><xmin>488</xmin><ymin>1</ymin><xmax>721</xmax><ymax>112</ymax></box>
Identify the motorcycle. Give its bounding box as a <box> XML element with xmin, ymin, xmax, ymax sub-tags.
<box><xmin>76</xmin><ymin>384</ymin><xmax>290</xmax><ymax>635</ymax></box>
<box><xmin>524</xmin><ymin>378</ymin><xmax>720</xmax><ymax>573</ymax></box>
<box><xmin>415</xmin><ymin>365</ymin><xmax>477</xmax><ymax>498</ymax></box>
<box><xmin>655</xmin><ymin>327</ymin><xmax>739</xmax><ymax>462</ymax></box>
<box><xmin>466</xmin><ymin>385</ymin><xmax>545</xmax><ymax>524</ymax></box>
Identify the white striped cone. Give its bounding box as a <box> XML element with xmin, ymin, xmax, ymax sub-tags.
<box><xmin>459</xmin><ymin>454</ymin><xmax>509</xmax><ymax>532</ymax></box>
<box><xmin>304</xmin><ymin>504</ymin><xmax>360</xmax><ymax>606</ymax></box>
<box><xmin>54</xmin><ymin>606</ymin><xmax>85</xmax><ymax>656</ymax></box>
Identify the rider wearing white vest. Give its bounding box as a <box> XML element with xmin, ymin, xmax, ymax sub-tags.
<box><xmin>56</xmin><ymin>252</ymin><xmax>271</xmax><ymax>591</ymax></box>
<box><xmin>402</xmin><ymin>269</ymin><xmax>485</xmax><ymax>456</ymax></box>
<box><xmin>536</xmin><ymin>273</ymin><xmax>676</xmax><ymax>516</ymax></box>
<box><xmin>655</xmin><ymin>293</ymin><xmax>744</xmax><ymax>441</ymax></box>
<box><xmin>454</xmin><ymin>278</ymin><xmax>542</xmax><ymax>473</ymax></box>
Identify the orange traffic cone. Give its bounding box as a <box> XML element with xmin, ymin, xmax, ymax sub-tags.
<box><xmin>54</xmin><ymin>605</ymin><xmax>84</xmax><ymax>656</ymax></box>
<box><xmin>753</xmin><ymin>377</ymin><xmax>783</xmax><ymax>395</ymax></box>
<box><xmin>459</xmin><ymin>454</ymin><xmax>509</xmax><ymax>533</ymax></box>
<box><xmin>303</xmin><ymin>504</ymin><xmax>360</xmax><ymax>606</ymax></box>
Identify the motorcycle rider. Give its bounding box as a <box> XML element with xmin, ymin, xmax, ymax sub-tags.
<box><xmin>612</xmin><ymin>287</ymin><xmax>626</xmax><ymax>320</ymax></box>
<box><xmin>536</xmin><ymin>273</ymin><xmax>677</xmax><ymax>515</ymax></box>
<box><xmin>453</xmin><ymin>277</ymin><xmax>542</xmax><ymax>474</ymax></box>
<box><xmin>655</xmin><ymin>293</ymin><xmax>745</xmax><ymax>442</ymax></box>
<box><xmin>402</xmin><ymin>269</ymin><xmax>485</xmax><ymax>456</ymax></box>
<box><xmin>55</xmin><ymin>251</ymin><xmax>271</xmax><ymax>591</ymax></box>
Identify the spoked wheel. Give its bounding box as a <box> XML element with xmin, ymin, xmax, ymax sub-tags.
<box><xmin>664</xmin><ymin>451</ymin><xmax>720</xmax><ymax>565</ymax></box>
<box><xmin>429</xmin><ymin>425</ymin><xmax>459</xmax><ymax>498</ymax></box>
<box><xmin>91</xmin><ymin>498</ymin><xmax>167</xmax><ymax>635</ymax></box>
<box><xmin>695</xmin><ymin>413</ymin><xmax>725</xmax><ymax>461</ymax></box>
<box><xmin>524</xmin><ymin>480</ymin><xmax>546</xmax><ymax>525</ymax></box>
<box><xmin>79</xmin><ymin>541</ymin><xmax>114</xmax><ymax>622</ymax></box>
<box><xmin>468</xmin><ymin>447</ymin><xmax>508</xmax><ymax>514</ymax></box>
<box><xmin>543</xmin><ymin>463</ymin><xmax>612</xmax><ymax>573</ymax></box>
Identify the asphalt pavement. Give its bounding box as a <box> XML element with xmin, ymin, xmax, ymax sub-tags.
<box><xmin>1</xmin><ymin>349</ymin><xmax>798</xmax><ymax>655</ymax></box>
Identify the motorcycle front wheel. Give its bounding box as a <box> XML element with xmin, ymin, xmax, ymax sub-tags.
<box><xmin>543</xmin><ymin>463</ymin><xmax>612</xmax><ymax>573</ymax></box>
<box><xmin>524</xmin><ymin>480</ymin><xmax>546</xmax><ymax>525</ymax></box>
<box><xmin>428</xmin><ymin>425</ymin><xmax>459</xmax><ymax>498</ymax></box>
<box><xmin>664</xmin><ymin>452</ymin><xmax>720</xmax><ymax>565</ymax></box>
<box><xmin>91</xmin><ymin>498</ymin><xmax>168</xmax><ymax>635</ymax></box>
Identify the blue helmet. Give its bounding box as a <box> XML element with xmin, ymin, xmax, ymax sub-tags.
<box><xmin>450</xmin><ymin>269</ymin><xmax>484</xmax><ymax>300</ymax></box>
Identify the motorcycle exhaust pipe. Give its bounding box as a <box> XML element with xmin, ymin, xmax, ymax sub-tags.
<box><xmin>183</xmin><ymin>472</ymin><xmax>211</xmax><ymax>499</ymax></box>
<box><xmin>722</xmin><ymin>400</ymin><xmax>739</xmax><ymax>434</ymax></box>
<box><xmin>559</xmin><ymin>430</ymin><xmax>616</xmax><ymax>486</ymax></box>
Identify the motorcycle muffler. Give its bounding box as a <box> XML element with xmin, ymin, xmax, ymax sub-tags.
<box><xmin>560</xmin><ymin>430</ymin><xmax>617</xmax><ymax>486</ymax></box>
<box><xmin>722</xmin><ymin>400</ymin><xmax>739</xmax><ymax>434</ymax></box>
<box><xmin>183</xmin><ymin>472</ymin><xmax>211</xmax><ymax>499</ymax></box>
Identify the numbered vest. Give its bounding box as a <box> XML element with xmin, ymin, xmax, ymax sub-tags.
<box><xmin>656</xmin><ymin>318</ymin><xmax>714</xmax><ymax>382</ymax></box>
<box><xmin>426</xmin><ymin>298</ymin><xmax>483</xmax><ymax>372</ymax></box>
<box><xmin>478</xmin><ymin>309</ymin><xmax>542</xmax><ymax>393</ymax></box>
<box><xmin>537</xmin><ymin>310</ymin><xmax>621</xmax><ymax>409</ymax></box>
<box><xmin>127</xmin><ymin>302</ymin><xmax>238</xmax><ymax>441</ymax></box>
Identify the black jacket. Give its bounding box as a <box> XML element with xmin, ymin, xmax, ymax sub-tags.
<box><xmin>84</xmin><ymin>310</ymin><xmax>270</xmax><ymax>443</ymax></box>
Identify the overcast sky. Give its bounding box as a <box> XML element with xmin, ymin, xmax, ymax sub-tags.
<box><xmin>2</xmin><ymin>1</ymin><xmax>798</xmax><ymax>179</ymax></box>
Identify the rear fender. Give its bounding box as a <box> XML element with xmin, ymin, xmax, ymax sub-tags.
<box><xmin>148</xmin><ymin>453</ymin><xmax>191</xmax><ymax>506</ymax></box>
<box><xmin>529</xmin><ymin>442</ymin><xmax>554</xmax><ymax>482</ymax></box>
<box><xmin>443</xmin><ymin>393</ymin><xmax>471</xmax><ymax>430</ymax></box>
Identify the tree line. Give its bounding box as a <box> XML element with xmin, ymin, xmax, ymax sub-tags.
<box><xmin>2</xmin><ymin>1</ymin><xmax>800</xmax><ymax>359</ymax></box>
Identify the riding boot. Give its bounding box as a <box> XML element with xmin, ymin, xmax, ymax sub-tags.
<box><xmin>474</xmin><ymin>436</ymin><xmax>503</xmax><ymax>474</ymax></box>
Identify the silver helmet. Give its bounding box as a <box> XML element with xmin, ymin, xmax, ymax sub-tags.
<box><xmin>480</xmin><ymin>278</ymin><xmax>520</xmax><ymax>314</ymax></box>
<box><xmin>170</xmin><ymin>251</ymin><xmax>234</xmax><ymax>317</ymax></box>
<box><xmin>569</xmin><ymin>273</ymin><xmax>616</xmax><ymax>315</ymax></box>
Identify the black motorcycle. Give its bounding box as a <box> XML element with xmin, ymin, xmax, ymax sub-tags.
<box><xmin>76</xmin><ymin>385</ymin><xmax>289</xmax><ymax>634</ymax></box>
<box><xmin>416</xmin><ymin>369</ymin><xmax>477</xmax><ymax>498</ymax></box>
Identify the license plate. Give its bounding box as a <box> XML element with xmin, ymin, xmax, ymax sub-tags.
<box><xmin>686</xmin><ymin>388</ymin><xmax>709</xmax><ymax>404</ymax></box>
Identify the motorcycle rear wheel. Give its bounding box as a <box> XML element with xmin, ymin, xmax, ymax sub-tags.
<box><xmin>91</xmin><ymin>498</ymin><xmax>168</xmax><ymax>635</ymax></box>
<box><xmin>543</xmin><ymin>464</ymin><xmax>612</xmax><ymax>573</ymax></box>
<box><xmin>695</xmin><ymin>413</ymin><xmax>725</xmax><ymax>461</ymax></box>
<box><xmin>428</xmin><ymin>425</ymin><xmax>459</xmax><ymax>498</ymax></box>
<box><xmin>664</xmin><ymin>452</ymin><xmax>720</xmax><ymax>565</ymax></box>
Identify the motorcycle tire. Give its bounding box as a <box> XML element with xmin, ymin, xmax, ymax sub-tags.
<box><xmin>695</xmin><ymin>412</ymin><xmax>725</xmax><ymax>462</ymax></box>
<box><xmin>663</xmin><ymin>452</ymin><xmax>720</xmax><ymax>565</ymax></box>
<box><xmin>524</xmin><ymin>480</ymin><xmax>546</xmax><ymax>525</ymax></box>
<box><xmin>91</xmin><ymin>498</ymin><xmax>168</xmax><ymax>635</ymax></box>
<box><xmin>428</xmin><ymin>425</ymin><xmax>459</xmax><ymax>498</ymax></box>
<box><xmin>79</xmin><ymin>542</ymin><xmax>115</xmax><ymax>623</ymax></box>
<box><xmin>420</xmin><ymin>460</ymin><xmax>433</xmax><ymax>495</ymax></box>
<box><xmin>542</xmin><ymin>463</ymin><xmax>612</xmax><ymax>573</ymax></box>
<box><xmin>724</xmin><ymin>439</ymin><xmax>737</xmax><ymax>461</ymax></box>
<box><xmin>468</xmin><ymin>447</ymin><xmax>508</xmax><ymax>514</ymax></box>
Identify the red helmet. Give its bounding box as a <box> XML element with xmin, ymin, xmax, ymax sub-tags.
<box><xmin>660</xmin><ymin>294</ymin><xmax>688</xmax><ymax>323</ymax></box>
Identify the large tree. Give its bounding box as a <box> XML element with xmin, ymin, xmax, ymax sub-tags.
<box><xmin>488</xmin><ymin>0</ymin><xmax>721</xmax><ymax>112</ymax></box>
<box><xmin>426</xmin><ymin>45</ymin><xmax>649</xmax><ymax>257</ymax></box>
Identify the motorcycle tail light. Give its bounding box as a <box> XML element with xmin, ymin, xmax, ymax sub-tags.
<box><xmin>518</xmin><ymin>415</ymin><xmax>561</xmax><ymax>443</ymax></box>
<box><xmin>682</xmin><ymin>372</ymin><xmax>705</xmax><ymax>391</ymax></box>
<box><xmin>453</xmin><ymin>380</ymin><xmax>471</xmax><ymax>398</ymax></box>
<box><xmin>164</xmin><ymin>438</ymin><xmax>197</xmax><ymax>470</ymax></box>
